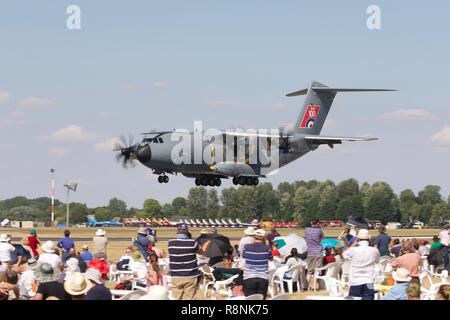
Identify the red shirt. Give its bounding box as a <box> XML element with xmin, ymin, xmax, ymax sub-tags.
<box><xmin>272</xmin><ymin>249</ymin><xmax>281</xmax><ymax>257</ymax></box>
<box><xmin>88</xmin><ymin>259</ymin><xmax>110</xmax><ymax>280</ymax></box>
<box><xmin>323</xmin><ymin>254</ymin><xmax>335</xmax><ymax>265</ymax></box>
<box><xmin>27</xmin><ymin>236</ymin><xmax>40</xmax><ymax>257</ymax></box>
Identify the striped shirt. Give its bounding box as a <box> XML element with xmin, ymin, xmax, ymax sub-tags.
<box><xmin>305</xmin><ymin>227</ymin><xmax>324</xmax><ymax>255</ymax></box>
<box><xmin>168</xmin><ymin>238</ymin><xmax>200</xmax><ymax>278</ymax></box>
<box><xmin>243</xmin><ymin>243</ymin><xmax>272</xmax><ymax>280</ymax></box>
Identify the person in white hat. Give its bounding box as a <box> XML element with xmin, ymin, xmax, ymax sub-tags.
<box><xmin>342</xmin><ymin>229</ymin><xmax>380</xmax><ymax>300</ymax></box>
<box><xmin>242</xmin><ymin>228</ymin><xmax>272</xmax><ymax>299</ymax></box>
<box><xmin>33</xmin><ymin>263</ymin><xmax>70</xmax><ymax>300</ymax></box>
<box><xmin>38</xmin><ymin>241</ymin><xmax>62</xmax><ymax>271</ymax></box>
<box><xmin>238</xmin><ymin>227</ymin><xmax>255</xmax><ymax>256</ymax></box>
<box><xmin>64</xmin><ymin>272</ymin><xmax>93</xmax><ymax>300</ymax></box>
<box><xmin>138</xmin><ymin>285</ymin><xmax>169</xmax><ymax>300</ymax></box>
<box><xmin>0</xmin><ymin>234</ymin><xmax>15</xmax><ymax>266</ymax></box>
<box><xmin>85</xmin><ymin>268</ymin><xmax>112</xmax><ymax>300</ymax></box>
<box><xmin>92</xmin><ymin>229</ymin><xmax>108</xmax><ymax>260</ymax></box>
<box><xmin>381</xmin><ymin>268</ymin><xmax>411</xmax><ymax>300</ymax></box>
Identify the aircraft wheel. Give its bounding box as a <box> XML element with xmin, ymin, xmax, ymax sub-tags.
<box><xmin>158</xmin><ymin>176</ymin><xmax>163</xmax><ymax>183</ymax></box>
<box><xmin>208</xmin><ymin>178</ymin><xmax>216</xmax><ymax>187</ymax></box>
<box><xmin>232</xmin><ymin>177</ymin><xmax>238</xmax><ymax>185</ymax></box>
<box><xmin>215</xmin><ymin>178</ymin><xmax>221</xmax><ymax>187</ymax></box>
<box><xmin>238</xmin><ymin>177</ymin><xmax>246</xmax><ymax>185</ymax></box>
<box><xmin>195</xmin><ymin>178</ymin><xmax>201</xmax><ymax>186</ymax></box>
<box><xmin>163</xmin><ymin>176</ymin><xmax>169</xmax><ymax>183</ymax></box>
<box><xmin>253</xmin><ymin>178</ymin><xmax>259</xmax><ymax>185</ymax></box>
<box><xmin>201</xmin><ymin>178</ymin><xmax>208</xmax><ymax>186</ymax></box>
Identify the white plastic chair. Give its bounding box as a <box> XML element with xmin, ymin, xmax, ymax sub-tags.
<box><xmin>273</xmin><ymin>263</ymin><xmax>303</xmax><ymax>294</ymax></box>
<box><xmin>323</xmin><ymin>276</ymin><xmax>348</xmax><ymax>297</ymax></box>
<box><xmin>312</xmin><ymin>262</ymin><xmax>343</xmax><ymax>291</ymax></box>
<box><xmin>266</xmin><ymin>268</ymin><xmax>278</xmax><ymax>298</ymax></box>
<box><xmin>213</xmin><ymin>274</ymin><xmax>240</xmax><ymax>297</ymax></box>
<box><xmin>420</xmin><ymin>283</ymin><xmax>443</xmax><ymax>300</ymax></box>
<box><xmin>199</xmin><ymin>267</ymin><xmax>216</xmax><ymax>297</ymax></box>
<box><xmin>246</xmin><ymin>294</ymin><xmax>264</xmax><ymax>300</ymax></box>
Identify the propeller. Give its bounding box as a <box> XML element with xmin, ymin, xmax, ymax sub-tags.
<box><xmin>113</xmin><ymin>134</ymin><xmax>138</xmax><ymax>169</ymax></box>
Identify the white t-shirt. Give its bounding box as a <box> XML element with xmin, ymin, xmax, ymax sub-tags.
<box><xmin>18</xmin><ymin>269</ymin><xmax>35</xmax><ymax>298</ymax></box>
<box><xmin>38</xmin><ymin>253</ymin><xmax>61</xmax><ymax>270</ymax></box>
<box><xmin>342</xmin><ymin>241</ymin><xmax>380</xmax><ymax>286</ymax></box>
<box><xmin>0</xmin><ymin>242</ymin><xmax>15</xmax><ymax>262</ymax></box>
<box><xmin>129</xmin><ymin>260</ymin><xmax>148</xmax><ymax>280</ymax></box>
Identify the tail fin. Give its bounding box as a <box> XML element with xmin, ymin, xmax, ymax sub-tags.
<box><xmin>287</xmin><ymin>81</ymin><xmax>395</xmax><ymax>135</ymax></box>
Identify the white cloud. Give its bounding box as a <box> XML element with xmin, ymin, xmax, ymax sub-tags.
<box><xmin>0</xmin><ymin>111</ymin><xmax>25</xmax><ymax>129</ymax></box>
<box><xmin>152</xmin><ymin>81</ymin><xmax>168</xmax><ymax>89</ymax></box>
<box><xmin>206</xmin><ymin>100</ymin><xmax>241</xmax><ymax>108</ymax></box>
<box><xmin>17</xmin><ymin>96</ymin><xmax>56</xmax><ymax>109</ymax></box>
<box><xmin>46</xmin><ymin>125</ymin><xmax>94</xmax><ymax>142</ymax></box>
<box><xmin>121</xmin><ymin>84</ymin><xmax>138</xmax><ymax>92</ymax></box>
<box><xmin>379</xmin><ymin>108</ymin><xmax>434</xmax><ymax>121</ymax></box>
<box><xmin>94</xmin><ymin>137</ymin><xmax>120</xmax><ymax>151</ymax></box>
<box><xmin>49</xmin><ymin>148</ymin><xmax>70</xmax><ymax>156</ymax></box>
<box><xmin>431</xmin><ymin>126</ymin><xmax>450</xmax><ymax>146</ymax></box>
<box><xmin>0</xmin><ymin>91</ymin><xmax>10</xmax><ymax>105</ymax></box>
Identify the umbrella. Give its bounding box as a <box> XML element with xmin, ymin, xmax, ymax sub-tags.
<box><xmin>346</xmin><ymin>214</ymin><xmax>369</xmax><ymax>229</ymax></box>
<box><xmin>196</xmin><ymin>233</ymin><xmax>231</xmax><ymax>258</ymax></box>
<box><xmin>321</xmin><ymin>238</ymin><xmax>341</xmax><ymax>248</ymax></box>
<box><xmin>273</xmin><ymin>233</ymin><xmax>307</xmax><ymax>256</ymax></box>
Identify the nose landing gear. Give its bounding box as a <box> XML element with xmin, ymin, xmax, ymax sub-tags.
<box><xmin>158</xmin><ymin>175</ymin><xmax>169</xmax><ymax>183</ymax></box>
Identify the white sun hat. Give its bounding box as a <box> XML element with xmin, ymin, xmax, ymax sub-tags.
<box><xmin>357</xmin><ymin>229</ymin><xmax>370</xmax><ymax>240</ymax></box>
<box><xmin>138</xmin><ymin>285</ymin><xmax>169</xmax><ymax>300</ymax></box>
<box><xmin>244</xmin><ymin>227</ymin><xmax>256</xmax><ymax>236</ymax></box>
<box><xmin>254</xmin><ymin>229</ymin><xmax>267</xmax><ymax>239</ymax></box>
<box><xmin>64</xmin><ymin>272</ymin><xmax>93</xmax><ymax>296</ymax></box>
<box><xmin>0</xmin><ymin>234</ymin><xmax>10</xmax><ymax>242</ymax></box>
<box><xmin>42</xmin><ymin>240</ymin><xmax>56</xmax><ymax>253</ymax></box>
<box><xmin>95</xmin><ymin>229</ymin><xmax>106</xmax><ymax>236</ymax></box>
<box><xmin>392</xmin><ymin>268</ymin><xmax>412</xmax><ymax>282</ymax></box>
<box><xmin>85</xmin><ymin>268</ymin><xmax>103</xmax><ymax>285</ymax></box>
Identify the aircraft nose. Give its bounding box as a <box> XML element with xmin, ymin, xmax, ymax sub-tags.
<box><xmin>136</xmin><ymin>144</ymin><xmax>151</xmax><ymax>163</ymax></box>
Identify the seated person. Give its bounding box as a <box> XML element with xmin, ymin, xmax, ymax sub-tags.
<box><xmin>271</xmin><ymin>243</ymin><xmax>281</xmax><ymax>257</ymax></box>
<box><xmin>116</xmin><ymin>247</ymin><xmax>133</xmax><ymax>270</ymax></box>
<box><xmin>406</xmin><ymin>283</ymin><xmax>421</xmax><ymax>300</ymax></box>
<box><xmin>381</xmin><ymin>268</ymin><xmax>410</xmax><ymax>300</ymax></box>
<box><xmin>216</xmin><ymin>274</ymin><xmax>247</xmax><ymax>300</ymax></box>
<box><xmin>323</xmin><ymin>247</ymin><xmax>336</xmax><ymax>266</ymax></box>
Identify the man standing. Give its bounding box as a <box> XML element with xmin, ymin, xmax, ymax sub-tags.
<box><xmin>304</xmin><ymin>218</ymin><xmax>324</xmax><ymax>288</ymax></box>
<box><xmin>343</xmin><ymin>229</ymin><xmax>380</xmax><ymax>300</ymax></box>
<box><xmin>57</xmin><ymin>230</ymin><xmax>75</xmax><ymax>262</ymax></box>
<box><xmin>238</xmin><ymin>227</ymin><xmax>255</xmax><ymax>256</ymax></box>
<box><xmin>92</xmin><ymin>229</ymin><xmax>108</xmax><ymax>259</ymax></box>
<box><xmin>168</xmin><ymin>224</ymin><xmax>210</xmax><ymax>300</ymax></box>
<box><xmin>242</xmin><ymin>229</ymin><xmax>272</xmax><ymax>299</ymax></box>
<box><xmin>373</xmin><ymin>225</ymin><xmax>391</xmax><ymax>256</ymax></box>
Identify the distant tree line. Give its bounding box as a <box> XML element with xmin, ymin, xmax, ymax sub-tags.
<box><xmin>1</xmin><ymin>179</ymin><xmax>450</xmax><ymax>227</ymax></box>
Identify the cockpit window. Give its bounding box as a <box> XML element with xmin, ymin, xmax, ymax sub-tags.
<box><xmin>158</xmin><ymin>138</ymin><xmax>163</xmax><ymax>143</ymax></box>
<box><xmin>154</xmin><ymin>138</ymin><xmax>159</xmax><ymax>143</ymax></box>
<box><xmin>143</xmin><ymin>138</ymin><xmax>153</xmax><ymax>143</ymax></box>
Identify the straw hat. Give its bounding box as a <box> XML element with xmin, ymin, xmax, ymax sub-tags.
<box><xmin>137</xmin><ymin>227</ymin><xmax>147</xmax><ymax>235</ymax></box>
<box><xmin>34</xmin><ymin>263</ymin><xmax>61</xmax><ymax>283</ymax></box>
<box><xmin>138</xmin><ymin>286</ymin><xmax>169</xmax><ymax>300</ymax></box>
<box><xmin>392</xmin><ymin>268</ymin><xmax>411</xmax><ymax>282</ymax></box>
<box><xmin>357</xmin><ymin>229</ymin><xmax>370</xmax><ymax>240</ymax></box>
<box><xmin>27</xmin><ymin>258</ymin><xmax>39</xmax><ymax>270</ymax></box>
<box><xmin>0</xmin><ymin>234</ymin><xmax>10</xmax><ymax>242</ymax></box>
<box><xmin>95</xmin><ymin>229</ymin><xmax>106</xmax><ymax>236</ymax></box>
<box><xmin>244</xmin><ymin>227</ymin><xmax>255</xmax><ymax>236</ymax></box>
<box><xmin>200</xmin><ymin>228</ymin><xmax>211</xmax><ymax>235</ymax></box>
<box><xmin>85</xmin><ymin>268</ymin><xmax>103</xmax><ymax>285</ymax></box>
<box><xmin>254</xmin><ymin>229</ymin><xmax>266</xmax><ymax>239</ymax></box>
<box><xmin>42</xmin><ymin>241</ymin><xmax>56</xmax><ymax>253</ymax></box>
<box><xmin>251</xmin><ymin>219</ymin><xmax>259</xmax><ymax>226</ymax></box>
<box><xmin>64</xmin><ymin>272</ymin><xmax>93</xmax><ymax>296</ymax></box>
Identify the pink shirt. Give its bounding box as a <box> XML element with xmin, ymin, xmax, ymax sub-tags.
<box><xmin>391</xmin><ymin>252</ymin><xmax>421</xmax><ymax>277</ymax></box>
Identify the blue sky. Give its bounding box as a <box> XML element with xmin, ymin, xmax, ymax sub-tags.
<box><xmin>1</xmin><ymin>1</ymin><xmax>450</xmax><ymax>208</ymax></box>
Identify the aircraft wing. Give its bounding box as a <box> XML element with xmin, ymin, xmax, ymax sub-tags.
<box><xmin>304</xmin><ymin>135</ymin><xmax>377</xmax><ymax>146</ymax></box>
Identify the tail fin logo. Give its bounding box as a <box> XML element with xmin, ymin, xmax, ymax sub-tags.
<box><xmin>300</xmin><ymin>105</ymin><xmax>321</xmax><ymax>128</ymax></box>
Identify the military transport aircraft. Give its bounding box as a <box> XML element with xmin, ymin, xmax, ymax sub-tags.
<box><xmin>114</xmin><ymin>81</ymin><xmax>394</xmax><ymax>187</ymax></box>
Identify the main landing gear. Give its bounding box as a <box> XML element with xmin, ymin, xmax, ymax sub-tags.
<box><xmin>232</xmin><ymin>176</ymin><xmax>259</xmax><ymax>186</ymax></box>
<box><xmin>195</xmin><ymin>177</ymin><xmax>222</xmax><ymax>187</ymax></box>
<box><xmin>158</xmin><ymin>175</ymin><xmax>169</xmax><ymax>183</ymax></box>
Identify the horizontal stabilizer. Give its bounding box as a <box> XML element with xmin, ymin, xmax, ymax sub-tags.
<box><xmin>286</xmin><ymin>87</ymin><xmax>396</xmax><ymax>97</ymax></box>
<box><xmin>304</xmin><ymin>135</ymin><xmax>377</xmax><ymax>146</ymax></box>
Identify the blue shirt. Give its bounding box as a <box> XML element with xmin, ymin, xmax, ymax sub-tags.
<box><xmin>80</xmin><ymin>252</ymin><xmax>93</xmax><ymax>262</ymax></box>
<box><xmin>381</xmin><ymin>282</ymin><xmax>409</xmax><ymax>300</ymax></box>
<box><xmin>57</xmin><ymin>237</ymin><xmax>75</xmax><ymax>253</ymax></box>
<box><xmin>85</xmin><ymin>284</ymin><xmax>112</xmax><ymax>300</ymax></box>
